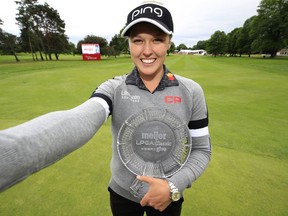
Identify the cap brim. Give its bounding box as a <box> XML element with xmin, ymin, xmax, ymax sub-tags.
<box><xmin>121</xmin><ymin>18</ymin><xmax>173</xmax><ymax>37</ymax></box>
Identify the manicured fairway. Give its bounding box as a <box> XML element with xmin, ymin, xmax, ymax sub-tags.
<box><xmin>0</xmin><ymin>54</ymin><xmax>287</xmax><ymax>215</ymax></box>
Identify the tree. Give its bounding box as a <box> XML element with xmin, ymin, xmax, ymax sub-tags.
<box><xmin>109</xmin><ymin>33</ymin><xmax>128</xmax><ymax>56</ymax></box>
<box><xmin>236</xmin><ymin>16</ymin><xmax>256</xmax><ymax>57</ymax></box>
<box><xmin>251</xmin><ymin>0</ymin><xmax>288</xmax><ymax>57</ymax></box>
<box><xmin>67</xmin><ymin>42</ymin><xmax>76</xmax><ymax>55</ymax></box>
<box><xmin>15</xmin><ymin>0</ymin><xmax>38</xmax><ymax>60</ymax></box>
<box><xmin>0</xmin><ymin>19</ymin><xmax>20</xmax><ymax>61</ymax></box>
<box><xmin>206</xmin><ymin>31</ymin><xmax>227</xmax><ymax>57</ymax></box>
<box><xmin>176</xmin><ymin>43</ymin><xmax>187</xmax><ymax>51</ymax></box>
<box><xmin>35</xmin><ymin>3</ymin><xmax>69</xmax><ymax>60</ymax></box>
<box><xmin>227</xmin><ymin>28</ymin><xmax>241</xmax><ymax>56</ymax></box>
<box><xmin>168</xmin><ymin>41</ymin><xmax>176</xmax><ymax>54</ymax></box>
<box><xmin>15</xmin><ymin>0</ymin><xmax>70</xmax><ymax>60</ymax></box>
<box><xmin>192</xmin><ymin>40</ymin><xmax>207</xmax><ymax>50</ymax></box>
<box><xmin>102</xmin><ymin>46</ymin><xmax>118</xmax><ymax>58</ymax></box>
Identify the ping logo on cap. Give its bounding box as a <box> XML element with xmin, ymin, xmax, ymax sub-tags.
<box><xmin>121</xmin><ymin>2</ymin><xmax>174</xmax><ymax>37</ymax></box>
<box><xmin>131</xmin><ymin>6</ymin><xmax>163</xmax><ymax>21</ymax></box>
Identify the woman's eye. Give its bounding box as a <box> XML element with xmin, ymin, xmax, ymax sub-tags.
<box><xmin>154</xmin><ymin>38</ymin><xmax>164</xmax><ymax>43</ymax></box>
<box><xmin>133</xmin><ymin>39</ymin><xmax>143</xmax><ymax>44</ymax></box>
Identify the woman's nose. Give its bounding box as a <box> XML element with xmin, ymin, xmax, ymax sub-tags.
<box><xmin>143</xmin><ymin>43</ymin><xmax>153</xmax><ymax>55</ymax></box>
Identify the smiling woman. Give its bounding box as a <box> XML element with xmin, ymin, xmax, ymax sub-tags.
<box><xmin>0</xmin><ymin>2</ymin><xmax>211</xmax><ymax>216</ymax></box>
<box><xmin>127</xmin><ymin>22</ymin><xmax>172</xmax><ymax>92</ymax></box>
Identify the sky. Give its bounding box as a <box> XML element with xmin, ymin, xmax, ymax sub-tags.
<box><xmin>1</xmin><ymin>0</ymin><xmax>261</xmax><ymax>47</ymax></box>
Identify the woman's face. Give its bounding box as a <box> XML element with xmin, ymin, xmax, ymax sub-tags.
<box><xmin>128</xmin><ymin>22</ymin><xmax>171</xmax><ymax>80</ymax></box>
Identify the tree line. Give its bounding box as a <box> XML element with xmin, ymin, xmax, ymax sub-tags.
<box><xmin>0</xmin><ymin>0</ymin><xmax>287</xmax><ymax>61</ymax></box>
<box><xmin>177</xmin><ymin>0</ymin><xmax>287</xmax><ymax>57</ymax></box>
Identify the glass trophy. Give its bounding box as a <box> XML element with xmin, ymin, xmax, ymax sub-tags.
<box><xmin>117</xmin><ymin>108</ymin><xmax>192</xmax><ymax>198</ymax></box>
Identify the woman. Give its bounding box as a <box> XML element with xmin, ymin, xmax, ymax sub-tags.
<box><xmin>0</xmin><ymin>2</ymin><xmax>211</xmax><ymax>216</ymax></box>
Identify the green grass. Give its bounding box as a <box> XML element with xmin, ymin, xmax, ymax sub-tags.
<box><xmin>0</xmin><ymin>54</ymin><xmax>287</xmax><ymax>215</ymax></box>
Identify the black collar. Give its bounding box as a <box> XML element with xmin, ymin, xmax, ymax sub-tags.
<box><xmin>125</xmin><ymin>65</ymin><xmax>179</xmax><ymax>92</ymax></box>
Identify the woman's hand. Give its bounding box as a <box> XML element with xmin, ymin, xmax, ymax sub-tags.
<box><xmin>137</xmin><ymin>175</ymin><xmax>171</xmax><ymax>212</ymax></box>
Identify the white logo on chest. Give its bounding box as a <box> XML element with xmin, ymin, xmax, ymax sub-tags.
<box><xmin>121</xmin><ymin>90</ymin><xmax>140</xmax><ymax>102</ymax></box>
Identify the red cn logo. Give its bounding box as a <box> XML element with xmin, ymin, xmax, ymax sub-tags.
<box><xmin>164</xmin><ymin>96</ymin><xmax>182</xmax><ymax>104</ymax></box>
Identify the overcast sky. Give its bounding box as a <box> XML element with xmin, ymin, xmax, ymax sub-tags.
<box><xmin>1</xmin><ymin>0</ymin><xmax>261</xmax><ymax>47</ymax></box>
